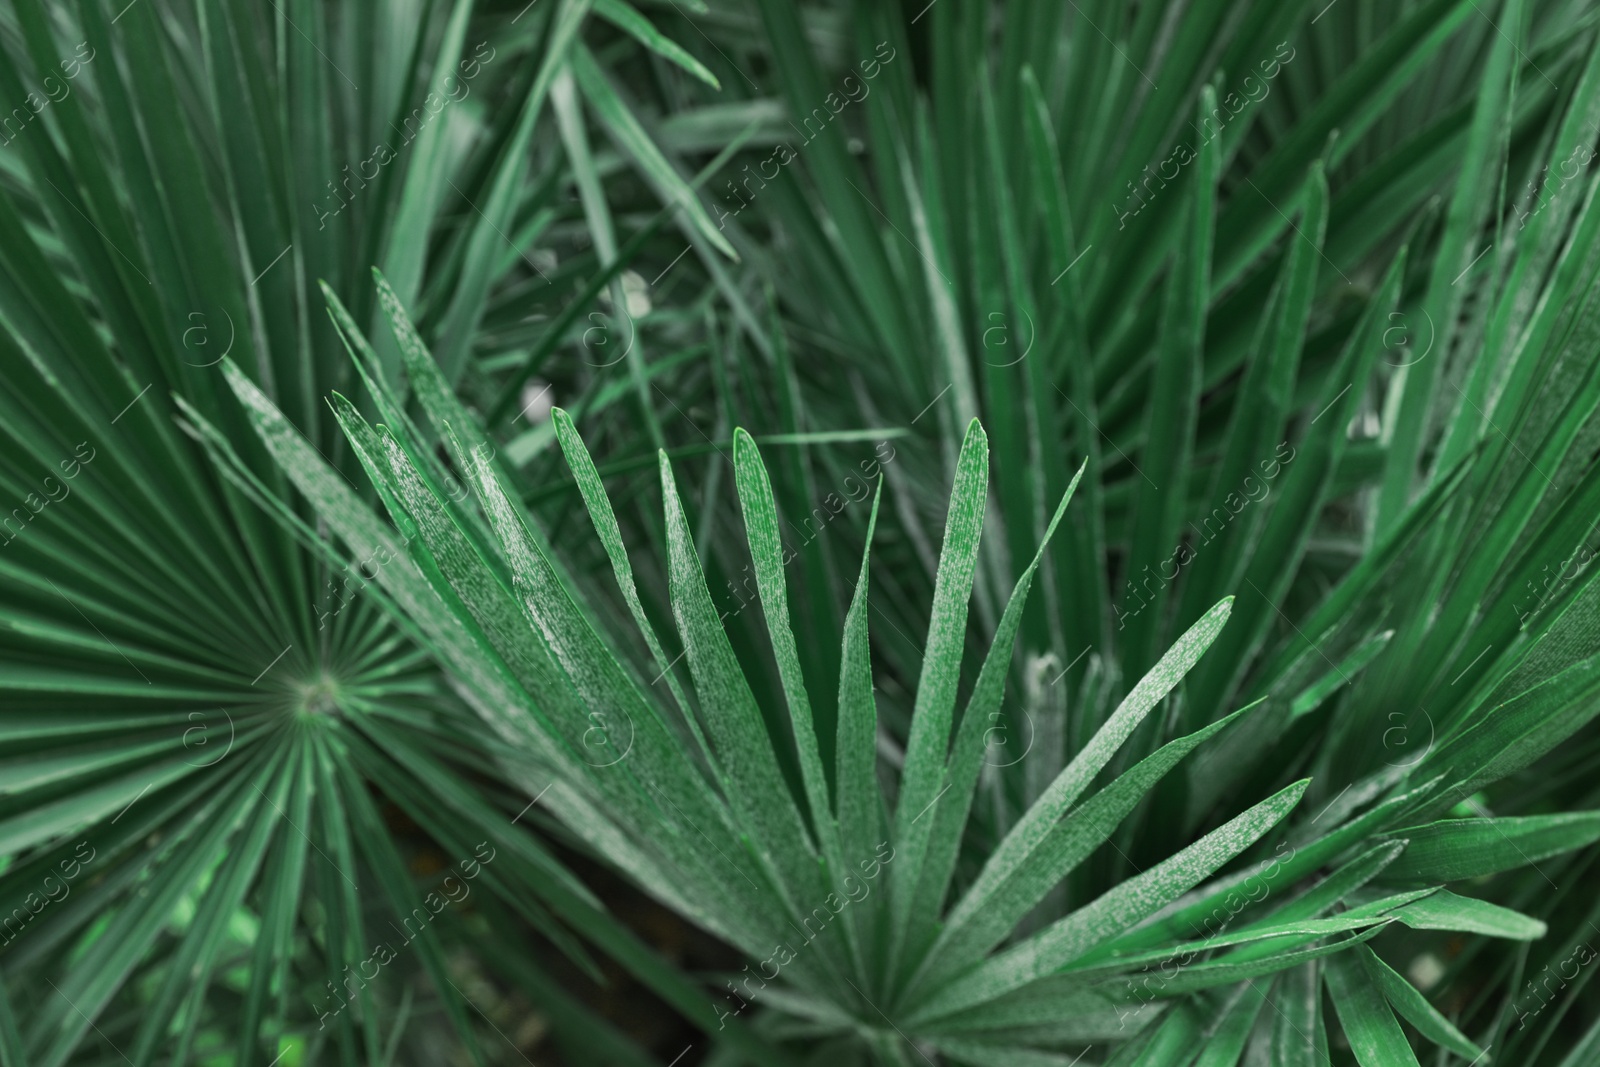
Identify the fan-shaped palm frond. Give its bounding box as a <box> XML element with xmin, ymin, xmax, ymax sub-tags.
<box><xmin>0</xmin><ymin>0</ymin><xmax>742</xmax><ymax>1062</ymax></box>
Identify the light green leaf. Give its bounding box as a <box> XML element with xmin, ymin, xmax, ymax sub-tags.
<box><xmin>1325</xmin><ymin>950</ymin><xmax>1423</xmax><ymax>1067</ymax></box>
<box><xmin>914</xmin><ymin>779</ymin><xmax>1309</xmax><ymax>1021</ymax></box>
<box><xmin>1384</xmin><ymin>812</ymin><xmax>1600</xmax><ymax>881</ymax></box>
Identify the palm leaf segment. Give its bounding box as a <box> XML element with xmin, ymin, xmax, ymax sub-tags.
<box><xmin>225</xmin><ymin>278</ymin><xmax>1585</xmax><ymax>1065</ymax></box>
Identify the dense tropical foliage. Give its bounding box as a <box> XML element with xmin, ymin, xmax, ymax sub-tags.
<box><xmin>5</xmin><ymin>0</ymin><xmax>1600</xmax><ymax>1064</ymax></box>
